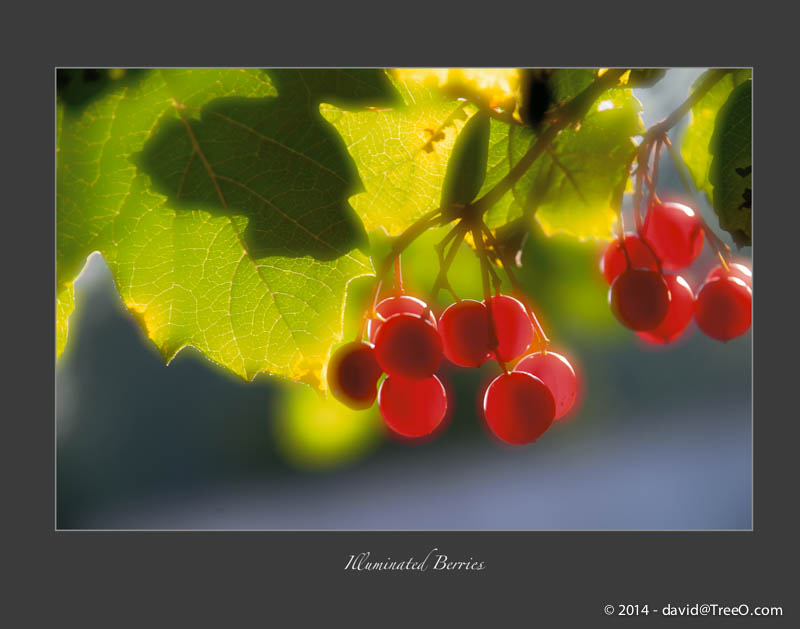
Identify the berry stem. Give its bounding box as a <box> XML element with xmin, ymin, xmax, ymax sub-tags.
<box><xmin>480</xmin><ymin>221</ymin><xmax>550</xmax><ymax>350</ymax></box>
<box><xmin>425</xmin><ymin>222</ymin><xmax>467</xmax><ymax>312</ymax></box>
<box><xmin>611</xmin><ymin>170</ymin><xmax>633</xmax><ymax>268</ymax></box>
<box><xmin>486</xmin><ymin>259</ymin><xmax>503</xmax><ymax>296</ymax></box>
<box><xmin>647</xmin><ymin>139</ymin><xmax>663</xmax><ymax>211</ymax></box>
<box><xmin>639</xmin><ymin>69</ymin><xmax>732</xmax><ymax>148</ymax></box>
<box><xmin>472</xmin><ymin>225</ymin><xmax>508</xmax><ymax>374</ymax></box>
<box><xmin>393</xmin><ymin>255</ymin><xmax>403</xmax><ymax>296</ymax></box>
<box><xmin>630</xmin><ymin>69</ymin><xmax>732</xmax><ymax>241</ymax></box>
<box><xmin>662</xmin><ymin>136</ymin><xmax>731</xmax><ymax>271</ymax></box>
<box><xmin>359</xmin><ymin>207</ymin><xmax>443</xmax><ymax>340</ymax></box>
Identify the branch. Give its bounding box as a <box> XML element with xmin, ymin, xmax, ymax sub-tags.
<box><xmin>472</xmin><ymin>68</ymin><xmax>628</xmax><ymax>214</ymax></box>
<box><xmin>640</xmin><ymin>69</ymin><xmax>732</xmax><ymax>144</ymax></box>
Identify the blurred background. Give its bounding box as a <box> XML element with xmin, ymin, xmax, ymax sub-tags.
<box><xmin>56</xmin><ymin>69</ymin><xmax>752</xmax><ymax>530</ymax></box>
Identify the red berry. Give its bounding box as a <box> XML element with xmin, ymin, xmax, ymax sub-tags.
<box><xmin>327</xmin><ymin>341</ymin><xmax>383</xmax><ymax>410</ymax></box>
<box><xmin>366</xmin><ymin>295</ymin><xmax>437</xmax><ymax>344</ymax></box>
<box><xmin>641</xmin><ymin>201</ymin><xmax>704</xmax><ymax>270</ymax></box>
<box><xmin>373</xmin><ymin>313</ymin><xmax>442</xmax><ymax>379</ymax></box>
<box><xmin>378</xmin><ymin>375</ymin><xmax>447</xmax><ymax>438</ymax></box>
<box><xmin>609</xmin><ymin>268</ymin><xmax>671</xmax><ymax>331</ymax></box>
<box><xmin>515</xmin><ymin>351</ymin><xmax>577</xmax><ymax>420</ymax></box>
<box><xmin>705</xmin><ymin>262</ymin><xmax>752</xmax><ymax>289</ymax></box>
<box><xmin>694</xmin><ymin>277</ymin><xmax>752</xmax><ymax>342</ymax></box>
<box><xmin>636</xmin><ymin>274</ymin><xmax>694</xmax><ymax>344</ymax></box>
<box><xmin>439</xmin><ymin>299</ymin><xmax>492</xmax><ymax>367</ymax></box>
<box><xmin>483</xmin><ymin>372</ymin><xmax>555</xmax><ymax>445</ymax></box>
<box><xmin>485</xmin><ymin>295</ymin><xmax>534</xmax><ymax>362</ymax></box>
<box><xmin>600</xmin><ymin>233</ymin><xmax>660</xmax><ymax>284</ymax></box>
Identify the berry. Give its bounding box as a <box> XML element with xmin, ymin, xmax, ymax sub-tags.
<box><xmin>641</xmin><ymin>201</ymin><xmax>704</xmax><ymax>271</ymax></box>
<box><xmin>327</xmin><ymin>341</ymin><xmax>383</xmax><ymax>410</ymax></box>
<box><xmin>483</xmin><ymin>371</ymin><xmax>555</xmax><ymax>445</ymax></box>
<box><xmin>609</xmin><ymin>268</ymin><xmax>671</xmax><ymax>331</ymax></box>
<box><xmin>694</xmin><ymin>276</ymin><xmax>752</xmax><ymax>342</ymax></box>
<box><xmin>705</xmin><ymin>262</ymin><xmax>752</xmax><ymax>289</ymax></box>
<box><xmin>600</xmin><ymin>233</ymin><xmax>660</xmax><ymax>284</ymax></box>
<box><xmin>485</xmin><ymin>295</ymin><xmax>534</xmax><ymax>362</ymax></box>
<box><xmin>366</xmin><ymin>295</ymin><xmax>437</xmax><ymax>344</ymax></box>
<box><xmin>378</xmin><ymin>375</ymin><xmax>447</xmax><ymax>438</ymax></box>
<box><xmin>515</xmin><ymin>351</ymin><xmax>577</xmax><ymax>420</ymax></box>
<box><xmin>636</xmin><ymin>274</ymin><xmax>694</xmax><ymax>344</ymax></box>
<box><xmin>439</xmin><ymin>299</ymin><xmax>492</xmax><ymax>367</ymax></box>
<box><xmin>373</xmin><ymin>312</ymin><xmax>442</xmax><ymax>379</ymax></box>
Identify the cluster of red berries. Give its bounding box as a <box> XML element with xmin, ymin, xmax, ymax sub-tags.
<box><xmin>601</xmin><ymin>201</ymin><xmax>752</xmax><ymax>343</ymax></box>
<box><xmin>327</xmin><ymin>293</ymin><xmax>578</xmax><ymax>445</ymax></box>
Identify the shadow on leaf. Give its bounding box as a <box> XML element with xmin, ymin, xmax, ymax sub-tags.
<box><xmin>136</xmin><ymin>85</ymin><xmax>383</xmax><ymax>261</ymax></box>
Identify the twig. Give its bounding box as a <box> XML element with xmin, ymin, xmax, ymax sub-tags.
<box><xmin>472</xmin><ymin>225</ymin><xmax>508</xmax><ymax>373</ymax></box>
<box><xmin>471</xmin><ymin>69</ymin><xmax>629</xmax><ymax>214</ymax></box>
<box><xmin>481</xmin><ymin>222</ymin><xmax>550</xmax><ymax>349</ymax></box>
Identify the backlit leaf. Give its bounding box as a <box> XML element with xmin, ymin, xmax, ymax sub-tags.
<box><xmin>320</xmin><ymin>75</ymin><xmax>473</xmax><ymax>235</ymax></box>
<box><xmin>681</xmin><ymin>69</ymin><xmax>751</xmax><ymax>203</ymax></box>
<box><xmin>56</xmin><ymin>69</ymin><xmax>397</xmax><ymax>388</ymax></box>
<box><xmin>483</xmin><ymin>82</ymin><xmax>642</xmax><ymax>241</ymax></box>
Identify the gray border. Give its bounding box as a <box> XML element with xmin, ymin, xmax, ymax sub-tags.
<box><xmin>14</xmin><ymin>5</ymin><xmax>794</xmax><ymax>625</ymax></box>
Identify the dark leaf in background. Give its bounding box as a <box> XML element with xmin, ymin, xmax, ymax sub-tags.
<box><xmin>627</xmin><ymin>69</ymin><xmax>668</xmax><ymax>88</ymax></box>
<box><xmin>440</xmin><ymin>110</ymin><xmax>491</xmax><ymax>212</ymax></box>
<box><xmin>710</xmin><ymin>79</ymin><xmax>752</xmax><ymax>247</ymax></box>
<box><xmin>518</xmin><ymin>69</ymin><xmax>555</xmax><ymax>129</ymax></box>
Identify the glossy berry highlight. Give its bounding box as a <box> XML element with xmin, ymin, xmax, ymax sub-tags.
<box><xmin>366</xmin><ymin>295</ymin><xmax>437</xmax><ymax>344</ymax></box>
<box><xmin>600</xmin><ymin>233</ymin><xmax>660</xmax><ymax>284</ymax></box>
<box><xmin>378</xmin><ymin>375</ymin><xmax>447</xmax><ymax>438</ymax></box>
<box><xmin>636</xmin><ymin>274</ymin><xmax>694</xmax><ymax>345</ymax></box>
<box><xmin>515</xmin><ymin>351</ymin><xmax>577</xmax><ymax>420</ymax></box>
<box><xmin>327</xmin><ymin>341</ymin><xmax>383</xmax><ymax>410</ymax></box>
<box><xmin>609</xmin><ymin>268</ymin><xmax>671</xmax><ymax>331</ymax></box>
<box><xmin>641</xmin><ymin>201</ymin><xmax>704</xmax><ymax>271</ymax></box>
<box><xmin>373</xmin><ymin>313</ymin><xmax>442</xmax><ymax>379</ymax></box>
<box><xmin>483</xmin><ymin>371</ymin><xmax>555</xmax><ymax>445</ymax></box>
<box><xmin>694</xmin><ymin>276</ymin><xmax>752</xmax><ymax>342</ymax></box>
<box><xmin>705</xmin><ymin>263</ymin><xmax>752</xmax><ymax>289</ymax></box>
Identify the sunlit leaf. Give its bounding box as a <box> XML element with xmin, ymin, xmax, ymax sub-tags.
<box><xmin>320</xmin><ymin>76</ymin><xmax>473</xmax><ymax>235</ymax></box>
<box><xmin>56</xmin><ymin>283</ymin><xmax>74</xmax><ymax>358</ymax></box>
<box><xmin>484</xmin><ymin>84</ymin><xmax>642</xmax><ymax>241</ymax></box>
<box><xmin>681</xmin><ymin>69</ymin><xmax>751</xmax><ymax>203</ymax></box>
<box><xmin>56</xmin><ymin>69</ymin><xmax>397</xmax><ymax>388</ymax></box>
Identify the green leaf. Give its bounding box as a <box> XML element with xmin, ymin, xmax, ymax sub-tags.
<box><xmin>136</xmin><ymin>72</ymin><xmax>372</xmax><ymax>261</ymax></box>
<box><xmin>484</xmin><ymin>86</ymin><xmax>643</xmax><ymax>240</ymax></box>
<box><xmin>709</xmin><ymin>79</ymin><xmax>752</xmax><ymax>247</ymax></box>
<box><xmin>319</xmin><ymin>75</ymin><xmax>472</xmax><ymax>235</ymax></box>
<box><xmin>440</xmin><ymin>110</ymin><xmax>490</xmax><ymax>209</ymax></box>
<box><xmin>57</xmin><ymin>69</ymin><xmax>381</xmax><ymax>389</ymax></box>
<box><xmin>480</xmin><ymin>118</ymin><xmax>525</xmax><ymax>229</ymax></box>
<box><xmin>626</xmin><ymin>69</ymin><xmax>667</xmax><ymax>88</ymax></box>
<box><xmin>681</xmin><ymin>69</ymin><xmax>751</xmax><ymax>203</ymax></box>
<box><xmin>266</xmin><ymin>68</ymin><xmax>401</xmax><ymax>110</ymax></box>
<box><xmin>549</xmin><ymin>69</ymin><xmax>596</xmax><ymax>103</ymax></box>
<box><xmin>56</xmin><ymin>283</ymin><xmax>74</xmax><ymax>358</ymax></box>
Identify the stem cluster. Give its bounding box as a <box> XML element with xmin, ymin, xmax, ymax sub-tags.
<box><xmin>361</xmin><ymin>68</ymin><xmax>737</xmax><ymax>365</ymax></box>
